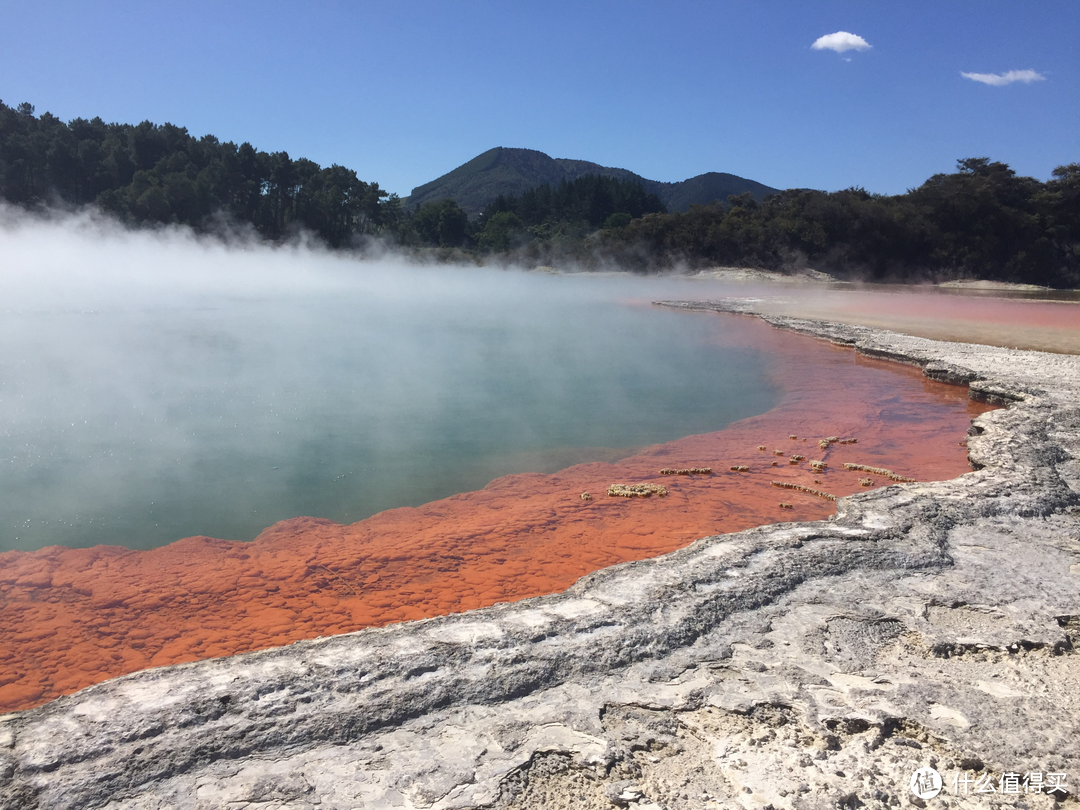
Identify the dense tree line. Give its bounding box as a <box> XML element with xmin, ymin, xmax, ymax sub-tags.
<box><xmin>410</xmin><ymin>158</ymin><xmax>1079</xmax><ymax>287</ymax></box>
<box><xmin>394</xmin><ymin>174</ymin><xmax>665</xmax><ymax>251</ymax></box>
<box><xmin>2</xmin><ymin>100</ymin><xmax>1077</xmax><ymax>286</ymax></box>
<box><xmin>0</xmin><ymin>100</ymin><xmax>398</xmax><ymax>246</ymax></box>
<box><xmin>482</xmin><ymin>174</ymin><xmax>665</xmax><ymax>230</ymax></box>
<box><xmin>601</xmin><ymin>159</ymin><xmax>1080</xmax><ymax>286</ymax></box>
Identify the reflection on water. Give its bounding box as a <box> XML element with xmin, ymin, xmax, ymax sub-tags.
<box><xmin>0</xmin><ymin>272</ymin><xmax>781</xmax><ymax>552</ymax></box>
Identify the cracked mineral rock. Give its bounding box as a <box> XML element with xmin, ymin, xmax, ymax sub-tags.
<box><xmin>2</xmin><ymin>301</ymin><xmax>1079</xmax><ymax>810</ymax></box>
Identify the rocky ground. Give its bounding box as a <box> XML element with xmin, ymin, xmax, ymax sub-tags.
<box><xmin>2</xmin><ymin>301</ymin><xmax>1078</xmax><ymax>810</ymax></box>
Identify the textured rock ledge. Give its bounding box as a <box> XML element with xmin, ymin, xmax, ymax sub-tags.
<box><xmin>3</xmin><ymin>302</ymin><xmax>1079</xmax><ymax>810</ymax></box>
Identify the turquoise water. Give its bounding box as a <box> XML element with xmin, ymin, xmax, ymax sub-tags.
<box><xmin>0</xmin><ymin>268</ymin><xmax>779</xmax><ymax>552</ymax></box>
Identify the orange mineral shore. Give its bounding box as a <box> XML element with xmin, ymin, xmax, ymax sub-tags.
<box><xmin>0</xmin><ymin>315</ymin><xmax>995</xmax><ymax>713</ymax></box>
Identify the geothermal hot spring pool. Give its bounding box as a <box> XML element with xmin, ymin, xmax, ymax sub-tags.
<box><xmin>0</xmin><ymin>215</ymin><xmax>1037</xmax><ymax>712</ymax></box>
<box><xmin>0</xmin><ymin>262</ymin><xmax>786</xmax><ymax>554</ymax></box>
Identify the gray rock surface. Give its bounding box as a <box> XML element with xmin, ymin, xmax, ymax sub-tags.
<box><xmin>3</xmin><ymin>300</ymin><xmax>1079</xmax><ymax>809</ymax></box>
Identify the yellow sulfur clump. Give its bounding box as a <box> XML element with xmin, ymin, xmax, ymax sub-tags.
<box><xmin>818</xmin><ymin>435</ymin><xmax>858</xmax><ymax>450</ymax></box>
<box><xmin>842</xmin><ymin>463</ymin><xmax>915</xmax><ymax>483</ymax></box>
<box><xmin>771</xmin><ymin>481</ymin><xmax>837</xmax><ymax>501</ymax></box>
<box><xmin>580</xmin><ymin>492</ymin><xmax>592</xmax><ymax>501</ymax></box>
<box><xmin>607</xmin><ymin>483</ymin><xmax>668</xmax><ymax>498</ymax></box>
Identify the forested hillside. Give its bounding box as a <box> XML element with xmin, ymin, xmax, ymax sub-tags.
<box><xmin>602</xmin><ymin>159</ymin><xmax>1080</xmax><ymax>287</ymax></box>
<box><xmin>2</xmin><ymin>100</ymin><xmax>1077</xmax><ymax>287</ymax></box>
<box><xmin>405</xmin><ymin>146</ymin><xmax>776</xmax><ymax>215</ymax></box>
<box><xmin>463</xmin><ymin>158</ymin><xmax>1078</xmax><ymax>287</ymax></box>
<box><xmin>0</xmin><ymin>101</ymin><xmax>397</xmax><ymax>246</ymax></box>
<box><xmin>475</xmin><ymin>175</ymin><xmax>666</xmax><ymax>250</ymax></box>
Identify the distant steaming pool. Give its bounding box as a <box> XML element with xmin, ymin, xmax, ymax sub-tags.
<box><xmin>0</xmin><ymin>268</ymin><xmax>780</xmax><ymax>553</ymax></box>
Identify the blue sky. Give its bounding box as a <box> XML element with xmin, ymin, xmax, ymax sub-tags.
<box><xmin>1</xmin><ymin>1</ymin><xmax>1076</xmax><ymax>197</ymax></box>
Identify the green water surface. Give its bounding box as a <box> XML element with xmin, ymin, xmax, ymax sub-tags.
<box><xmin>0</xmin><ymin>271</ymin><xmax>779</xmax><ymax>551</ymax></box>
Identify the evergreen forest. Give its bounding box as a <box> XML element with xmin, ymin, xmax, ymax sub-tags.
<box><xmin>0</xmin><ymin>101</ymin><xmax>395</xmax><ymax>246</ymax></box>
<box><xmin>2</xmin><ymin>100</ymin><xmax>1077</xmax><ymax>287</ymax></box>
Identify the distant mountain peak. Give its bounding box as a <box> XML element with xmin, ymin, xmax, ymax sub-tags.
<box><xmin>407</xmin><ymin>148</ymin><xmax>777</xmax><ymax>216</ymax></box>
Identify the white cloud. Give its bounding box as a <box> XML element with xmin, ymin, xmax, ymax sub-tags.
<box><xmin>961</xmin><ymin>69</ymin><xmax>1046</xmax><ymax>86</ymax></box>
<box><xmin>811</xmin><ymin>31</ymin><xmax>871</xmax><ymax>53</ymax></box>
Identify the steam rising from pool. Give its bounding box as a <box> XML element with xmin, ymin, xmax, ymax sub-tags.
<box><xmin>0</xmin><ymin>207</ymin><xmax>780</xmax><ymax>552</ymax></box>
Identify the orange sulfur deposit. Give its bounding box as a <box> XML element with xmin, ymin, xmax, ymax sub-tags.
<box><xmin>0</xmin><ymin>317</ymin><xmax>996</xmax><ymax>713</ymax></box>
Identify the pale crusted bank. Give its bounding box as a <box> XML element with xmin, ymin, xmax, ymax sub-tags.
<box><xmin>1</xmin><ymin>300</ymin><xmax>1079</xmax><ymax>810</ymax></box>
